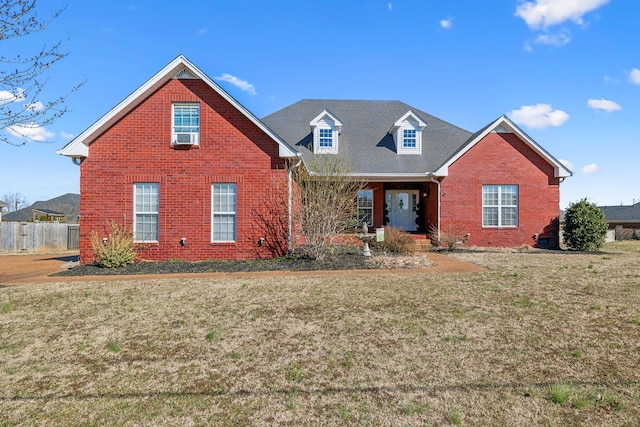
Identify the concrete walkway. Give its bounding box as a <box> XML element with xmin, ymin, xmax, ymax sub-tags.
<box><xmin>0</xmin><ymin>252</ymin><xmax>484</xmax><ymax>285</ymax></box>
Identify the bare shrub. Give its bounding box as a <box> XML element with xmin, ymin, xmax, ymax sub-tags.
<box><xmin>615</xmin><ymin>228</ymin><xmax>633</xmax><ymax>241</ymax></box>
<box><xmin>374</xmin><ymin>226</ymin><xmax>414</xmax><ymax>255</ymax></box>
<box><xmin>90</xmin><ymin>220</ymin><xmax>137</xmax><ymax>268</ymax></box>
<box><xmin>293</xmin><ymin>154</ymin><xmax>365</xmax><ymax>260</ymax></box>
<box><xmin>429</xmin><ymin>225</ymin><xmax>468</xmax><ymax>250</ymax></box>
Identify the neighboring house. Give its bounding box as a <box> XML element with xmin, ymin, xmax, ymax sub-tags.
<box><xmin>2</xmin><ymin>193</ymin><xmax>80</xmax><ymax>223</ymax></box>
<box><xmin>263</xmin><ymin>100</ymin><xmax>571</xmax><ymax>248</ymax></box>
<box><xmin>58</xmin><ymin>55</ymin><xmax>571</xmax><ymax>263</ymax></box>
<box><xmin>0</xmin><ymin>200</ymin><xmax>9</xmax><ymax>221</ymax></box>
<box><xmin>599</xmin><ymin>203</ymin><xmax>640</xmax><ymax>240</ymax></box>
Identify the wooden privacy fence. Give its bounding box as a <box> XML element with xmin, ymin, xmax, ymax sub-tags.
<box><xmin>0</xmin><ymin>222</ymin><xmax>79</xmax><ymax>252</ymax></box>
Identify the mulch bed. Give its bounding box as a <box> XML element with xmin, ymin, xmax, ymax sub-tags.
<box><xmin>53</xmin><ymin>246</ymin><xmax>432</xmax><ymax>277</ymax></box>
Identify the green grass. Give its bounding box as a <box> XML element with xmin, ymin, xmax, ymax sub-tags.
<box><xmin>1</xmin><ymin>301</ymin><xmax>12</xmax><ymax>314</ymax></box>
<box><xmin>549</xmin><ymin>383</ymin><xmax>573</xmax><ymax>404</ymax></box>
<box><xmin>205</xmin><ymin>327</ymin><xmax>220</xmax><ymax>342</ymax></box>
<box><xmin>446</xmin><ymin>410</ymin><xmax>462</xmax><ymax>425</ymax></box>
<box><xmin>106</xmin><ymin>340</ymin><xmax>121</xmax><ymax>353</ymax></box>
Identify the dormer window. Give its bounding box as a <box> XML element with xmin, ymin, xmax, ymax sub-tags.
<box><xmin>310</xmin><ymin>109</ymin><xmax>342</xmax><ymax>154</ymax></box>
<box><xmin>319</xmin><ymin>128</ymin><xmax>333</xmax><ymax>148</ymax></box>
<box><xmin>402</xmin><ymin>129</ymin><xmax>417</xmax><ymax>148</ymax></box>
<box><xmin>392</xmin><ymin>110</ymin><xmax>426</xmax><ymax>155</ymax></box>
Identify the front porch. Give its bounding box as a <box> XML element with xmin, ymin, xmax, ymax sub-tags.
<box><xmin>364</xmin><ymin>181</ymin><xmax>439</xmax><ymax>234</ymax></box>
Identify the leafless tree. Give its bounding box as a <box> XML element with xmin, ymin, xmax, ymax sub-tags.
<box><xmin>293</xmin><ymin>154</ymin><xmax>365</xmax><ymax>259</ymax></box>
<box><xmin>1</xmin><ymin>0</ymin><xmax>82</xmax><ymax>146</ymax></box>
<box><xmin>2</xmin><ymin>191</ymin><xmax>29</xmax><ymax>211</ymax></box>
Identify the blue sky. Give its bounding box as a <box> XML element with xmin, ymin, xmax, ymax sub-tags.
<box><xmin>1</xmin><ymin>0</ymin><xmax>637</xmax><ymax>209</ymax></box>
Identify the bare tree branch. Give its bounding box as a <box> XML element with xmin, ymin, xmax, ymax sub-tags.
<box><xmin>0</xmin><ymin>0</ymin><xmax>83</xmax><ymax>146</ymax></box>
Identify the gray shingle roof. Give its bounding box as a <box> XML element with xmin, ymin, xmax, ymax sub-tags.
<box><xmin>599</xmin><ymin>203</ymin><xmax>640</xmax><ymax>222</ymax></box>
<box><xmin>2</xmin><ymin>193</ymin><xmax>79</xmax><ymax>222</ymax></box>
<box><xmin>262</xmin><ymin>100</ymin><xmax>472</xmax><ymax>176</ymax></box>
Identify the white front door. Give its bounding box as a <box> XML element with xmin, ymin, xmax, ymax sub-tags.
<box><xmin>386</xmin><ymin>190</ymin><xmax>418</xmax><ymax>231</ymax></box>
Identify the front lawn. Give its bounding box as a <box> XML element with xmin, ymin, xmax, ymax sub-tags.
<box><xmin>1</xmin><ymin>243</ymin><xmax>639</xmax><ymax>425</ymax></box>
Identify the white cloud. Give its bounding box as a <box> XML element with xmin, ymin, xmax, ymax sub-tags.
<box><xmin>387</xmin><ymin>2</ymin><xmax>392</xmax><ymax>11</ymax></box>
<box><xmin>215</xmin><ymin>73</ymin><xmax>257</xmax><ymax>96</ymax></box>
<box><xmin>581</xmin><ymin>163</ymin><xmax>599</xmax><ymax>174</ymax></box>
<box><xmin>515</xmin><ymin>0</ymin><xmax>610</xmax><ymax>29</ymax></box>
<box><xmin>440</xmin><ymin>19</ymin><xmax>452</xmax><ymax>29</ymax></box>
<box><xmin>559</xmin><ymin>159</ymin><xmax>574</xmax><ymax>171</ymax></box>
<box><xmin>60</xmin><ymin>131</ymin><xmax>74</xmax><ymax>139</ymax></box>
<box><xmin>6</xmin><ymin>123</ymin><xmax>54</xmax><ymax>142</ymax></box>
<box><xmin>630</xmin><ymin>68</ymin><xmax>640</xmax><ymax>85</ymax></box>
<box><xmin>25</xmin><ymin>101</ymin><xmax>44</xmax><ymax>111</ymax></box>
<box><xmin>534</xmin><ymin>31</ymin><xmax>570</xmax><ymax>46</ymax></box>
<box><xmin>0</xmin><ymin>88</ymin><xmax>25</xmax><ymax>104</ymax></box>
<box><xmin>587</xmin><ymin>98</ymin><xmax>621</xmax><ymax>112</ymax></box>
<box><xmin>508</xmin><ymin>104</ymin><xmax>570</xmax><ymax>129</ymax></box>
<box><xmin>197</xmin><ymin>28</ymin><xmax>207</xmax><ymax>36</ymax></box>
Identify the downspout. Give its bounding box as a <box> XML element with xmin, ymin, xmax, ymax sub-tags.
<box><xmin>427</xmin><ymin>174</ymin><xmax>441</xmax><ymax>242</ymax></box>
<box><xmin>287</xmin><ymin>157</ymin><xmax>303</xmax><ymax>253</ymax></box>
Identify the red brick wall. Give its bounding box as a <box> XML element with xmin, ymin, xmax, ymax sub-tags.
<box><xmin>79</xmin><ymin>78</ymin><xmax>289</xmax><ymax>263</ymax></box>
<box><xmin>440</xmin><ymin>132</ymin><xmax>561</xmax><ymax>248</ymax></box>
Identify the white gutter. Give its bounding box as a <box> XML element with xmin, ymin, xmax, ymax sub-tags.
<box><xmin>287</xmin><ymin>156</ymin><xmax>303</xmax><ymax>253</ymax></box>
<box><xmin>427</xmin><ymin>174</ymin><xmax>441</xmax><ymax>242</ymax></box>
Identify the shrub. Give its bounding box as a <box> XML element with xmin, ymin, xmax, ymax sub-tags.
<box><xmin>429</xmin><ymin>225</ymin><xmax>468</xmax><ymax>250</ymax></box>
<box><xmin>90</xmin><ymin>220</ymin><xmax>137</xmax><ymax>268</ymax></box>
<box><xmin>375</xmin><ymin>226</ymin><xmax>414</xmax><ymax>254</ymax></box>
<box><xmin>615</xmin><ymin>227</ymin><xmax>633</xmax><ymax>241</ymax></box>
<box><xmin>563</xmin><ymin>199</ymin><xmax>607</xmax><ymax>251</ymax></box>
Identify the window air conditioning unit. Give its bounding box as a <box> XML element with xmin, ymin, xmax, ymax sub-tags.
<box><xmin>174</xmin><ymin>133</ymin><xmax>198</xmax><ymax>145</ymax></box>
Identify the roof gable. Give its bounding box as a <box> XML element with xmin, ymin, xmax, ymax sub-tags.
<box><xmin>310</xmin><ymin>109</ymin><xmax>343</xmax><ymax>129</ymax></box>
<box><xmin>391</xmin><ymin>110</ymin><xmax>427</xmax><ymax>131</ymax></box>
<box><xmin>433</xmin><ymin>115</ymin><xmax>572</xmax><ymax>178</ymax></box>
<box><xmin>58</xmin><ymin>55</ymin><xmax>298</xmax><ymax>159</ymax></box>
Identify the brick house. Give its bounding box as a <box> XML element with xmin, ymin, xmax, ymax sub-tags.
<box><xmin>59</xmin><ymin>56</ymin><xmax>571</xmax><ymax>263</ymax></box>
<box><xmin>263</xmin><ymin>100</ymin><xmax>572</xmax><ymax>248</ymax></box>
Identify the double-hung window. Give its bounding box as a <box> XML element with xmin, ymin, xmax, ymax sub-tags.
<box><xmin>482</xmin><ymin>185</ymin><xmax>518</xmax><ymax>227</ymax></box>
<box><xmin>319</xmin><ymin>128</ymin><xmax>333</xmax><ymax>148</ymax></box>
<box><xmin>402</xmin><ymin>129</ymin><xmax>417</xmax><ymax>148</ymax></box>
<box><xmin>172</xmin><ymin>103</ymin><xmax>200</xmax><ymax>145</ymax></box>
<box><xmin>357</xmin><ymin>189</ymin><xmax>374</xmax><ymax>227</ymax></box>
<box><xmin>134</xmin><ymin>183</ymin><xmax>159</xmax><ymax>242</ymax></box>
<box><xmin>212</xmin><ymin>183</ymin><xmax>237</xmax><ymax>242</ymax></box>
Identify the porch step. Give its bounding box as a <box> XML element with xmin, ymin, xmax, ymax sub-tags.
<box><xmin>412</xmin><ymin>239</ymin><xmax>432</xmax><ymax>253</ymax></box>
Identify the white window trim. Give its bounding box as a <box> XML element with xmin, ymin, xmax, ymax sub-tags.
<box><xmin>357</xmin><ymin>189</ymin><xmax>374</xmax><ymax>227</ymax></box>
<box><xmin>482</xmin><ymin>185</ymin><xmax>518</xmax><ymax>228</ymax></box>
<box><xmin>134</xmin><ymin>183</ymin><xmax>159</xmax><ymax>243</ymax></box>
<box><xmin>212</xmin><ymin>183</ymin><xmax>237</xmax><ymax>243</ymax></box>
<box><xmin>172</xmin><ymin>103</ymin><xmax>200</xmax><ymax>145</ymax></box>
